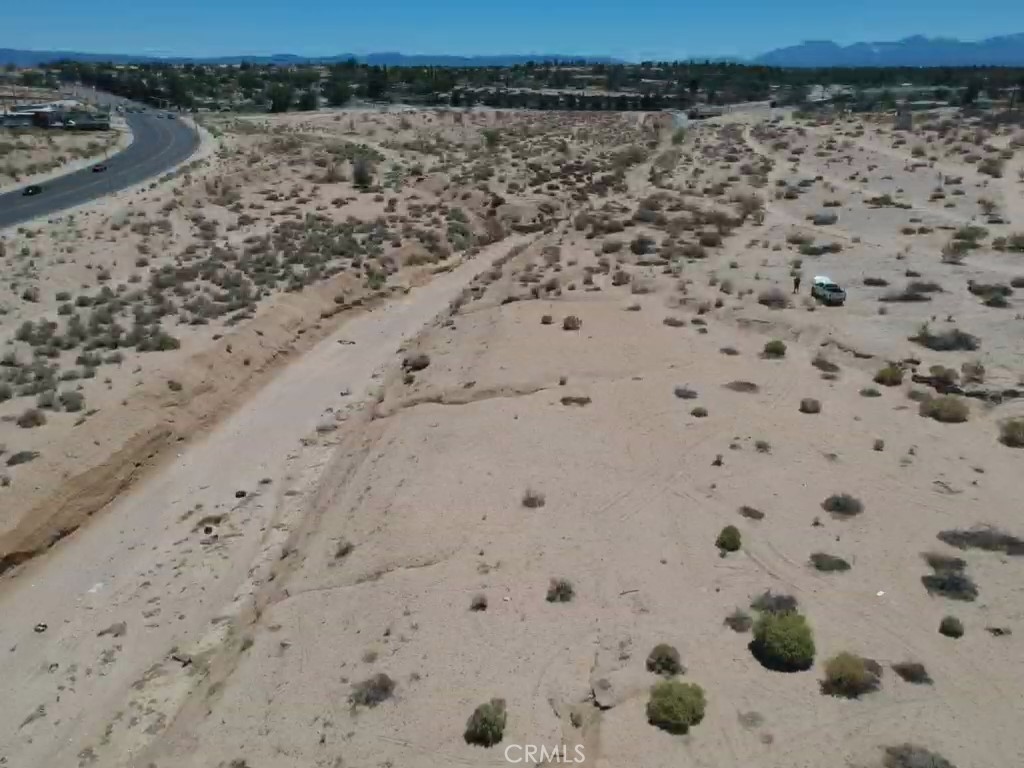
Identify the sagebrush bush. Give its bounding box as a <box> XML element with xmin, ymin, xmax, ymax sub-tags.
<box><xmin>562</xmin><ymin>315</ymin><xmax>582</xmax><ymax>331</ymax></box>
<box><xmin>874</xmin><ymin>365</ymin><xmax>904</xmax><ymax>386</ymax></box>
<box><xmin>646</xmin><ymin>644</ymin><xmax>684</xmax><ymax>676</ymax></box>
<box><xmin>757</xmin><ymin>287</ymin><xmax>787</xmax><ymax>309</ymax></box>
<box><xmin>691</xmin><ymin>406</ymin><xmax>708</xmax><ymax>418</ymax></box>
<box><xmin>799</xmin><ymin>398</ymin><xmax>821</xmax><ymax>414</ymax></box>
<box><xmin>751</xmin><ymin>611</ymin><xmax>815</xmax><ymax>671</ymax></box>
<box><xmin>919</xmin><ymin>395</ymin><xmax>969</xmax><ymax>423</ymax></box>
<box><xmin>349</xmin><ymin>673</ymin><xmax>395</xmax><ymax>708</ymax></box>
<box><xmin>522</xmin><ymin>489</ymin><xmax>545</xmax><ymax>508</ymax></box>
<box><xmin>999</xmin><ymin>418</ymin><xmax>1024</xmax><ymax>448</ymax></box>
<box><xmin>891</xmin><ymin>661</ymin><xmax>932</xmax><ymax>685</ymax></box>
<box><xmin>821</xmin><ymin>652</ymin><xmax>881</xmax><ymax>698</ymax></box>
<box><xmin>763</xmin><ymin>339</ymin><xmax>786</xmax><ymax>358</ymax></box>
<box><xmin>646</xmin><ymin>680</ymin><xmax>706</xmax><ymax>734</ymax></box>
<box><xmin>724</xmin><ymin>608</ymin><xmax>753</xmax><ymax>632</ymax></box>
<box><xmin>16</xmin><ymin>408</ymin><xmax>46</xmax><ymax>429</ymax></box>
<box><xmin>810</xmin><ymin>553</ymin><xmax>850</xmax><ymax>572</ymax></box>
<box><xmin>464</xmin><ymin>699</ymin><xmax>506</xmax><ymax>747</ymax></box>
<box><xmin>716</xmin><ymin>525</ymin><xmax>741</xmax><ymax>553</ymax></box>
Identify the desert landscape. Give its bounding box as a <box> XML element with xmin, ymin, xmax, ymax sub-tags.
<box><xmin>1</xmin><ymin>98</ymin><xmax>1023</xmax><ymax>768</ymax></box>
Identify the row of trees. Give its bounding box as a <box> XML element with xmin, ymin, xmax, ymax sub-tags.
<box><xmin>37</xmin><ymin>59</ymin><xmax>1024</xmax><ymax>114</ymax></box>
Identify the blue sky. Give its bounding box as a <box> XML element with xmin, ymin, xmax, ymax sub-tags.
<box><xmin>4</xmin><ymin>0</ymin><xmax>1024</xmax><ymax>59</ymax></box>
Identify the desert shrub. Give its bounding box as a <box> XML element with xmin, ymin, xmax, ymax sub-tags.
<box><xmin>546</xmin><ymin>578</ymin><xmax>575</xmax><ymax>603</ymax></box>
<box><xmin>630</xmin><ymin>235</ymin><xmax>656</xmax><ymax>255</ymax></box>
<box><xmin>540</xmin><ymin>314</ymin><xmax>553</xmax><ymax>325</ymax></box>
<box><xmin>919</xmin><ymin>396</ymin><xmax>969</xmax><ymax>423</ymax></box>
<box><xmin>750</xmin><ymin>590</ymin><xmax>798</xmax><ymax>614</ymax></box>
<box><xmin>910</xmin><ymin>325</ymin><xmax>979</xmax><ymax>352</ymax></box>
<box><xmin>883</xmin><ymin>744</ymin><xmax>957</xmax><ymax>768</ymax></box>
<box><xmin>562</xmin><ymin>315</ymin><xmax>582</xmax><ymax>331</ymax></box>
<box><xmin>999</xmin><ymin>419</ymin><xmax>1024</xmax><ymax>448</ymax></box>
<box><xmin>724</xmin><ymin>380</ymin><xmax>759</xmax><ymax>393</ymax></box>
<box><xmin>873</xmin><ymin>439</ymin><xmax>885</xmax><ymax>451</ymax></box>
<box><xmin>352</xmin><ymin>157</ymin><xmax>374</xmax><ymax>189</ymax></box>
<box><xmin>522</xmin><ymin>489</ymin><xmax>545</xmax><ymax>508</ymax></box>
<box><xmin>754</xmin><ymin>440</ymin><xmax>770</xmax><ymax>454</ymax></box>
<box><xmin>799</xmin><ymin>398</ymin><xmax>821</xmax><ymax>414</ymax></box>
<box><xmin>7</xmin><ymin>450</ymin><xmax>40</xmax><ymax>466</ymax></box>
<box><xmin>673</xmin><ymin>386</ymin><xmax>698</xmax><ymax>400</ymax></box>
<box><xmin>822</xmin><ymin>493</ymin><xmax>863</xmax><ymax>517</ymax></box>
<box><xmin>810</xmin><ymin>553</ymin><xmax>850</xmax><ymax>572</ymax></box>
<box><xmin>821</xmin><ymin>652</ymin><xmax>881</xmax><ymax>698</ymax></box>
<box><xmin>690</xmin><ymin>406</ymin><xmax>708</xmax><ymax>418</ymax></box>
<box><xmin>464</xmin><ymin>699</ymin><xmax>506</xmax><ymax>747</ymax></box>
<box><xmin>16</xmin><ymin>408</ymin><xmax>46</xmax><ymax>429</ymax></box>
<box><xmin>402</xmin><ymin>353</ymin><xmax>430</xmax><ymax>372</ymax></box>
<box><xmin>922</xmin><ymin>556</ymin><xmax>978</xmax><ymax>601</ymax></box>
<box><xmin>938</xmin><ymin>616</ymin><xmax>964</xmax><ymax>638</ymax></box>
<box><xmin>470</xmin><ymin>593</ymin><xmax>488</xmax><ymax>612</ymax></box>
<box><xmin>874</xmin><ymin>365</ymin><xmax>904</xmax><ymax>386</ymax></box>
<box><xmin>349</xmin><ymin>673</ymin><xmax>395</xmax><ymax>708</ymax></box>
<box><xmin>716</xmin><ymin>525</ymin><xmax>741</xmax><ymax>553</ymax></box>
<box><xmin>936</xmin><ymin>526</ymin><xmax>1024</xmax><ymax>555</ymax></box>
<box><xmin>751</xmin><ymin>611</ymin><xmax>815</xmax><ymax>671</ymax></box>
<box><xmin>891</xmin><ymin>661</ymin><xmax>932</xmax><ymax>684</ymax></box>
<box><xmin>646</xmin><ymin>644</ymin><xmax>684</xmax><ymax>676</ymax></box>
<box><xmin>860</xmin><ymin>387</ymin><xmax>881</xmax><ymax>398</ymax></box>
<box><xmin>763</xmin><ymin>339</ymin><xmax>786</xmax><ymax>358</ymax></box>
<box><xmin>739</xmin><ymin>505</ymin><xmax>765</xmax><ymax>521</ymax></box>
<box><xmin>646</xmin><ymin>680</ymin><xmax>706</xmax><ymax>734</ymax></box>
<box><xmin>602</xmin><ymin>239</ymin><xmax>623</xmax><ymax>254</ymax></box>
<box><xmin>724</xmin><ymin>608</ymin><xmax>753</xmax><ymax>632</ymax></box>
<box><xmin>863</xmin><ymin>276</ymin><xmax>889</xmax><ymax>287</ymax></box>
<box><xmin>757</xmin><ymin>287</ymin><xmax>787</xmax><ymax>309</ymax></box>
<box><xmin>811</xmin><ymin>355</ymin><xmax>839</xmax><ymax>373</ymax></box>
<box><xmin>59</xmin><ymin>390</ymin><xmax>85</xmax><ymax>412</ymax></box>
<box><xmin>881</xmin><ymin>285</ymin><xmax>933</xmax><ymax>303</ymax></box>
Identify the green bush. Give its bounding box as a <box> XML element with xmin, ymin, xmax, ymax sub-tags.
<box><xmin>999</xmin><ymin>418</ymin><xmax>1024</xmax><ymax>448</ymax></box>
<box><xmin>874</xmin><ymin>365</ymin><xmax>904</xmax><ymax>386</ymax></box>
<box><xmin>464</xmin><ymin>699</ymin><xmax>506</xmax><ymax>747</ymax></box>
<box><xmin>716</xmin><ymin>525</ymin><xmax>741</xmax><ymax>553</ymax></box>
<box><xmin>646</xmin><ymin>680</ymin><xmax>706</xmax><ymax>734</ymax></box>
<box><xmin>763</xmin><ymin>339</ymin><xmax>787</xmax><ymax>358</ymax></box>
<box><xmin>751</xmin><ymin>611</ymin><xmax>815</xmax><ymax>671</ymax></box>
<box><xmin>939</xmin><ymin>616</ymin><xmax>964</xmax><ymax>638</ymax></box>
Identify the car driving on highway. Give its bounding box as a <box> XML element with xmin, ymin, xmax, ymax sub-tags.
<box><xmin>92</xmin><ymin>164</ymin><xmax>108</xmax><ymax>173</ymax></box>
<box><xmin>22</xmin><ymin>185</ymin><xmax>43</xmax><ymax>196</ymax></box>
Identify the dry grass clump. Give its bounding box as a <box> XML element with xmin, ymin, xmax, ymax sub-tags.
<box><xmin>562</xmin><ymin>315</ymin><xmax>582</xmax><ymax>331</ymax></box>
<box><xmin>821</xmin><ymin>652</ymin><xmax>881</xmax><ymax>698</ymax></box>
<box><xmin>891</xmin><ymin>661</ymin><xmax>933</xmax><ymax>685</ymax></box>
<box><xmin>810</xmin><ymin>553</ymin><xmax>851</xmax><ymax>572</ymax></box>
<box><xmin>998</xmin><ymin>418</ymin><xmax>1024</xmax><ymax>448</ymax></box>
<box><xmin>646</xmin><ymin>680</ymin><xmax>706</xmax><ymax>734</ymax></box>
<box><xmin>724</xmin><ymin>608</ymin><xmax>753</xmax><ymax>632</ymax></box>
<box><xmin>921</xmin><ymin>552</ymin><xmax>978</xmax><ymax>602</ymax></box>
<box><xmin>874</xmin><ymin>365</ymin><xmax>904</xmax><ymax>386</ymax></box>
<box><xmin>937</xmin><ymin>526</ymin><xmax>1024</xmax><ymax>555</ymax></box>
<box><xmin>883</xmin><ymin>744</ymin><xmax>957</xmax><ymax>768</ymax></box>
<box><xmin>919</xmin><ymin>395</ymin><xmax>969</xmax><ymax>423</ymax></box>
<box><xmin>646</xmin><ymin>643</ymin><xmax>684</xmax><ymax>676</ymax></box>
<box><xmin>822</xmin><ymin>493</ymin><xmax>863</xmax><ymax>517</ymax></box>
<box><xmin>349</xmin><ymin>673</ymin><xmax>396</xmax><ymax>708</ymax></box>
<box><xmin>464</xmin><ymin>699</ymin><xmax>506</xmax><ymax>747</ymax></box>
<box><xmin>16</xmin><ymin>408</ymin><xmax>47</xmax><ymax>428</ymax></box>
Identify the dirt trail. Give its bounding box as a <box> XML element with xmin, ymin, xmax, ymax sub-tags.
<box><xmin>0</xmin><ymin>236</ymin><xmax>529</xmax><ymax>767</ymax></box>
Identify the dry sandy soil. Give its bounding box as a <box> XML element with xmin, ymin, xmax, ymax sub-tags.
<box><xmin>0</xmin><ymin>127</ymin><xmax>126</xmax><ymax>190</ymax></box>
<box><xmin>1</xmin><ymin>105</ymin><xmax>1023</xmax><ymax>768</ymax></box>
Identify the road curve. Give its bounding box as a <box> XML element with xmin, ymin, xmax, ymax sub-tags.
<box><xmin>0</xmin><ymin>109</ymin><xmax>199</xmax><ymax>229</ymax></box>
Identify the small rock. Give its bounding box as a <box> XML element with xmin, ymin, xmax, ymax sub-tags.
<box><xmin>33</xmin><ymin>623</ymin><xmax>47</xmax><ymax>634</ymax></box>
<box><xmin>235</xmin><ymin>490</ymin><xmax>247</xmax><ymax>499</ymax></box>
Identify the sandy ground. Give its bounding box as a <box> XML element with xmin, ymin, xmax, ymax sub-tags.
<box><xmin>1</xmin><ymin>105</ymin><xmax>1023</xmax><ymax>768</ymax></box>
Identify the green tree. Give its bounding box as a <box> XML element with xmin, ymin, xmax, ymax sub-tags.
<box><xmin>298</xmin><ymin>89</ymin><xmax>319</xmax><ymax>111</ymax></box>
<box><xmin>267</xmin><ymin>83</ymin><xmax>294</xmax><ymax>113</ymax></box>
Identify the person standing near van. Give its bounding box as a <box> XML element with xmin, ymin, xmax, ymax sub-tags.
<box><xmin>793</xmin><ymin>275</ymin><xmax>802</xmax><ymax>294</ymax></box>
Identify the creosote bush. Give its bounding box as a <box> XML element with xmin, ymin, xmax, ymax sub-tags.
<box><xmin>883</xmin><ymin>744</ymin><xmax>957</xmax><ymax>768</ymax></box>
<box><xmin>349</xmin><ymin>673</ymin><xmax>395</xmax><ymax>708</ymax></box>
<box><xmin>999</xmin><ymin>418</ymin><xmax>1024</xmax><ymax>448</ymax></box>
<box><xmin>751</xmin><ymin>611</ymin><xmax>815</xmax><ymax>671</ymax></box>
<box><xmin>646</xmin><ymin>680</ymin><xmax>706</xmax><ymax>734</ymax></box>
<box><xmin>691</xmin><ymin>406</ymin><xmax>708</xmax><ymax>418</ymax></box>
<box><xmin>716</xmin><ymin>525</ymin><xmax>741</xmax><ymax>553</ymax></box>
<box><xmin>891</xmin><ymin>661</ymin><xmax>932</xmax><ymax>685</ymax></box>
<box><xmin>821</xmin><ymin>652</ymin><xmax>881</xmax><ymax>698</ymax></box>
<box><xmin>724</xmin><ymin>608</ymin><xmax>753</xmax><ymax>632</ymax></box>
<box><xmin>646</xmin><ymin>643</ymin><xmax>684</xmax><ymax>676</ymax></box>
<box><xmin>919</xmin><ymin>395</ymin><xmax>969</xmax><ymax>423</ymax></box>
<box><xmin>799</xmin><ymin>398</ymin><xmax>821</xmax><ymax>414</ymax></box>
<box><xmin>810</xmin><ymin>553</ymin><xmax>850</xmax><ymax>572</ymax></box>
<box><xmin>562</xmin><ymin>315</ymin><xmax>582</xmax><ymax>331</ymax></box>
<box><xmin>522</xmin><ymin>489</ymin><xmax>545</xmax><ymax>508</ymax></box>
<box><xmin>763</xmin><ymin>339</ymin><xmax>787</xmax><ymax>358</ymax></box>
<box><xmin>464</xmin><ymin>699</ymin><xmax>507</xmax><ymax>747</ymax></box>
<box><xmin>939</xmin><ymin>616</ymin><xmax>964</xmax><ymax>638</ymax></box>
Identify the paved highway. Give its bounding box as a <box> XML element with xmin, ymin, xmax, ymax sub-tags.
<box><xmin>0</xmin><ymin>108</ymin><xmax>200</xmax><ymax>229</ymax></box>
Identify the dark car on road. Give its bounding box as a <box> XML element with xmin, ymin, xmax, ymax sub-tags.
<box><xmin>22</xmin><ymin>185</ymin><xmax>42</xmax><ymax>196</ymax></box>
<box><xmin>92</xmin><ymin>164</ymin><xmax>108</xmax><ymax>173</ymax></box>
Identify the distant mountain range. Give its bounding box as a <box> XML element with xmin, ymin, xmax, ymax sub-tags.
<box><xmin>0</xmin><ymin>49</ymin><xmax>623</xmax><ymax>67</ymax></box>
<box><xmin>3</xmin><ymin>33</ymin><xmax>1024</xmax><ymax>69</ymax></box>
<box><xmin>753</xmin><ymin>34</ymin><xmax>1024</xmax><ymax>67</ymax></box>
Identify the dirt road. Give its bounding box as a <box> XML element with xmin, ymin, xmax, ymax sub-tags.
<box><xmin>0</xmin><ymin>237</ymin><xmax>526</xmax><ymax>767</ymax></box>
